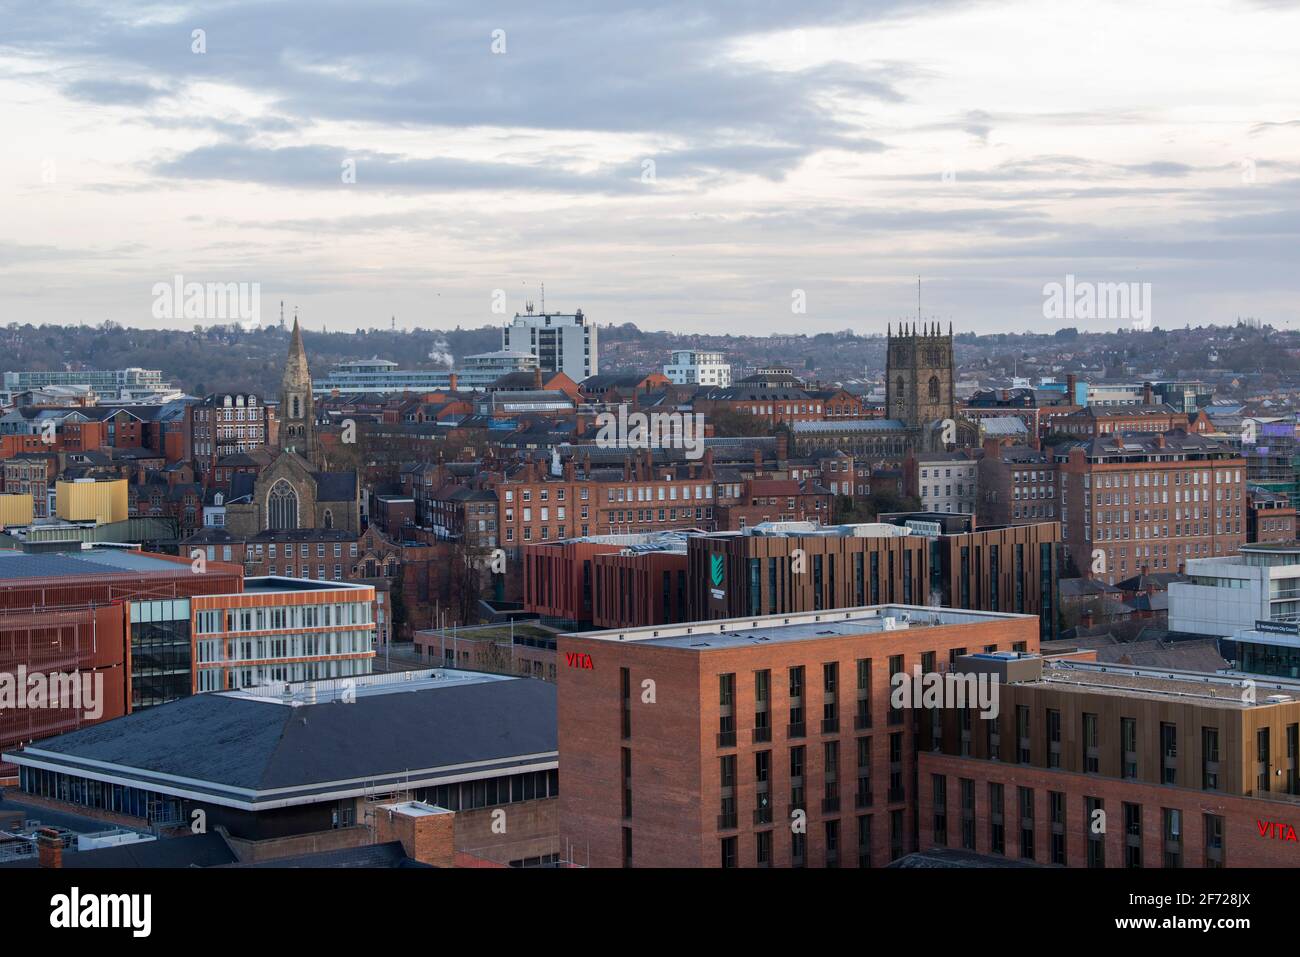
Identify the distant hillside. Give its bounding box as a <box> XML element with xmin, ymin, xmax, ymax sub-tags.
<box><xmin>1</xmin><ymin>319</ymin><xmax>1293</xmax><ymax>397</ymax></box>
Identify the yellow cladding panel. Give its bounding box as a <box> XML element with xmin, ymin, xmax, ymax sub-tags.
<box><xmin>56</xmin><ymin>479</ymin><xmax>128</xmax><ymax>524</ymax></box>
<box><xmin>0</xmin><ymin>494</ymin><xmax>34</xmax><ymax>528</ymax></box>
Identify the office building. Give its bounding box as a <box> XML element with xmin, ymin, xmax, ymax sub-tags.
<box><xmin>501</xmin><ymin>309</ymin><xmax>597</xmax><ymax>381</ymax></box>
<box><xmin>664</xmin><ymin>350</ymin><xmax>731</xmax><ymax>387</ymax></box>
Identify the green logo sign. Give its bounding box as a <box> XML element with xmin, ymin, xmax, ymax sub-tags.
<box><xmin>710</xmin><ymin>554</ymin><xmax>725</xmax><ymax>588</ymax></box>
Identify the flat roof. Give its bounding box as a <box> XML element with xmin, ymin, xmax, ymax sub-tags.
<box><xmin>0</xmin><ymin>548</ymin><xmax>185</xmax><ymax>580</ymax></box>
<box><xmin>569</xmin><ymin>605</ymin><xmax>1035</xmax><ymax>650</ymax></box>
<box><xmin>1032</xmin><ymin>659</ymin><xmax>1294</xmax><ymax>708</ymax></box>
<box><xmin>240</xmin><ymin>575</ymin><xmax>371</xmax><ymax>594</ymax></box>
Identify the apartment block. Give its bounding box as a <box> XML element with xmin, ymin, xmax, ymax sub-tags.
<box><xmin>556</xmin><ymin>605</ymin><xmax>1040</xmax><ymax>868</ymax></box>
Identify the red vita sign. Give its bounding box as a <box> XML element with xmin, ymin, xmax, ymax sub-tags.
<box><xmin>565</xmin><ymin>652</ymin><xmax>594</xmax><ymax>670</ymax></box>
<box><xmin>1257</xmin><ymin>819</ymin><xmax>1299</xmax><ymax>841</ymax></box>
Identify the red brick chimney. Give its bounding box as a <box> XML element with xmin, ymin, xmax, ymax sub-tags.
<box><xmin>1080</xmin><ymin>608</ymin><xmax>1095</xmax><ymax>629</ymax></box>
<box><xmin>373</xmin><ymin>802</ymin><xmax>456</xmax><ymax>867</ymax></box>
<box><xmin>36</xmin><ymin>828</ymin><xmax>63</xmax><ymax>869</ymax></box>
<box><xmin>1143</xmin><ymin>382</ymin><xmax>1153</xmax><ymax>405</ymax></box>
<box><xmin>776</xmin><ymin>431</ymin><xmax>789</xmax><ymax>463</ymax></box>
<box><xmin>533</xmin><ymin>367</ymin><xmax>543</xmax><ymax>390</ymax></box>
<box><xmin>448</xmin><ymin>373</ymin><xmax>458</xmax><ymax>391</ymax></box>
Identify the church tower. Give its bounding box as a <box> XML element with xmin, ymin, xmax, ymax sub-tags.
<box><xmin>279</xmin><ymin>317</ymin><xmax>316</xmax><ymax>463</ymax></box>
<box><xmin>885</xmin><ymin>321</ymin><xmax>956</xmax><ymax>428</ymax></box>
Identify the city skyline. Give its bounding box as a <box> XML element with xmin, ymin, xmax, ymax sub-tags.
<box><xmin>3</xmin><ymin>0</ymin><xmax>1299</xmax><ymax>334</ymax></box>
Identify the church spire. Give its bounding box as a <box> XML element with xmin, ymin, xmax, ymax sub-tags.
<box><xmin>279</xmin><ymin>316</ymin><xmax>316</xmax><ymax>462</ymax></box>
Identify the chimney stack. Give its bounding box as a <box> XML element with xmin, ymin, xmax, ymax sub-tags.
<box><xmin>448</xmin><ymin>373</ymin><xmax>458</xmax><ymax>392</ymax></box>
<box><xmin>533</xmin><ymin>367</ymin><xmax>543</xmax><ymax>390</ymax></box>
<box><xmin>373</xmin><ymin>802</ymin><xmax>456</xmax><ymax>868</ymax></box>
<box><xmin>36</xmin><ymin>828</ymin><xmax>63</xmax><ymax>869</ymax></box>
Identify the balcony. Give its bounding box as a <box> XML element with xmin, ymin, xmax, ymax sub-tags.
<box><xmin>821</xmin><ymin>717</ymin><xmax>840</xmax><ymax>734</ymax></box>
<box><xmin>717</xmin><ymin>812</ymin><xmax>738</xmax><ymax>830</ymax></box>
<box><xmin>854</xmin><ymin>713</ymin><xmax>873</xmax><ymax>731</ymax></box>
<box><xmin>887</xmin><ymin>786</ymin><xmax>905</xmax><ymax>803</ymax></box>
<box><xmin>716</xmin><ymin>730</ymin><xmax>737</xmax><ymax>748</ymax></box>
<box><xmin>751</xmin><ymin>726</ymin><xmax>772</xmax><ymax>744</ymax></box>
<box><xmin>787</xmin><ymin>722</ymin><xmax>806</xmax><ymax>739</ymax></box>
<box><xmin>855</xmin><ymin>790</ymin><xmax>873</xmax><ymax>809</ymax></box>
<box><xmin>822</xmin><ymin>796</ymin><xmax>841</xmax><ymax>813</ymax></box>
<box><xmin>753</xmin><ymin>806</ymin><xmax>773</xmax><ymax>826</ymax></box>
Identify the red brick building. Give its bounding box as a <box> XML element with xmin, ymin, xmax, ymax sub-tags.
<box><xmin>1057</xmin><ymin>430</ymin><xmax>1246</xmax><ymax>582</ymax></box>
<box><xmin>916</xmin><ymin>654</ymin><xmax>1300</xmax><ymax>868</ymax></box>
<box><xmin>556</xmin><ymin>605</ymin><xmax>1040</xmax><ymax>867</ymax></box>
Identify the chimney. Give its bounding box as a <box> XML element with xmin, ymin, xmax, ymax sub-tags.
<box><xmin>1080</xmin><ymin>608</ymin><xmax>1095</xmax><ymax>628</ymax></box>
<box><xmin>753</xmin><ymin>448</ymin><xmax>763</xmax><ymax>474</ymax></box>
<box><xmin>448</xmin><ymin>373</ymin><xmax>458</xmax><ymax>391</ymax></box>
<box><xmin>1066</xmin><ymin>373</ymin><xmax>1077</xmax><ymax>400</ymax></box>
<box><xmin>533</xmin><ymin>367</ymin><xmax>543</xmax><ymax>390</ymax></box>
<box><xmin>36</xmin><ymin>828</ymin><xmax>63</xmax><ymax>869</ymax></box>
<box><xmin>373</xmin><ymin>802</ymin><xmax>456</xmax><ymax>867</ymax></box>
<box><xmin>1143</xmin><ymin>382</ymin><xmax>1153</xmax><ymax>405</ymax></box>
<box><xmin>1155</xmin><ymin>433</ymin><xmax>1166</xmax><ymax>449</ymax></box>
<box><xmin>776</xmin><ymin>431</ymin><xmax>789</xmax><ymax>463</ymax></box>
<box><xmin>982</xmin><ymin>437</ymin><xmax>1002</xmax><ymax>461</ymax></box>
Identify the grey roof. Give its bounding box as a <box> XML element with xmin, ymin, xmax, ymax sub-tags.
<box><xmin>0</xmin><ymin>832</ymin><xmax>238</xmax><ymax>870</ymax></box>
<box><xmin>791</xmin><ymin>419</ymin><xmax>910</xmax><ymax>434</ymax></box>
<box><xmin>313</xmin><ymin>471</ymin><xmax>357</xmax><ymax>501</ymax></box>
<box><xmin>8</xmin><ymin>674</ymin><xmax>557</xmax><ymax>808</ymax></box>
<box><xmin>0</xmin><ymin>549</ymin><xmax>185</xmax><ymax>581</ymax></box>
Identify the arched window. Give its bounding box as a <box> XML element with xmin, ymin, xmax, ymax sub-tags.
<box><xmin>895</xmin><ymin>376</ymin><xmax>905</xmax><ymax>399</ymax></box>
<box><xmin>928</xmin><ymin>375</ymin><xmax>940</xmax><ymax>402</ymax></box>
<box><xmin>267</xmin><ymin>480</ymin><xmax>299</xmax><ymax>530</ymax></box>
<box><xmin>291</xmin><ymin>396</ymin><xmax>301</xmax><ymax>419</ymax></box>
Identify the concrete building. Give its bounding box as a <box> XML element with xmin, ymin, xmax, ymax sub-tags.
<box><xmin>908</xmin><ymin>451</ymin><xmax>978</xmax><ymax>515</ymax></box>
<box><xmin>664</xmin><ymin>350</ymin><xmax>731</xmax><ymax>387</ymax></box>
<box><xmin>501</xmin><ymin>309</ymin><xmax>597</xmax><ymax>381</ymax></box>
<box><xmin>1168</xmin><ymin>542</ymin><xmax>1300</xmax><ymax>638</ymax></box>
<box><xmin>313</xmin><ymin>352</ymin><xmax>540</xmax><ymax>395</ymax></box>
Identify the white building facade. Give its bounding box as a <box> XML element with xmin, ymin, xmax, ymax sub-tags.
<box><xmin>501</xmin><ymin>309</ymin><xmax>597</xmax><ymax>381</ymax></box>
<box><xmin>1168</xmin><ymin>543</ymin><xmax>1300</xmax><ymax>637</ymax></box>
<box><xmin>664</xmin><ymin>350</ymin><xmax>731</xmax><ymax>387</ymax></box>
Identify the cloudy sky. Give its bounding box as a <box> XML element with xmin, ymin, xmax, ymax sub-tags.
<box><xmin>2</xmin><ymin>0</ymin><xmax>1298</xmax><ymax>335</ymax></box>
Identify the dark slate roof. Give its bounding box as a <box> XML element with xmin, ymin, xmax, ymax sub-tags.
<box><xmin>226</xmin><ymin>841</ymin><xmax>423</xmax><ymax>868</ymax></box>
<box><xmin>10</xmin><ymin>676</ymin><xmax>557</xmax><ymax>806</ymax></box>
<box><xmin>0</xmin><ymin>832</ymin><xmax>238</xmax><ymax>869</ymax></box>
<box><xmin>313</xmin><ymin>471</ymin><xmax>357</xmax><ymax>502</ymax></box>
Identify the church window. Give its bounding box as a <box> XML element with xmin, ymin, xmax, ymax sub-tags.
<box><xmin>268</xmin><ymin>480</ymin><xmax>299</xmax><ymax>530</ymax></box>
<box><xmin>929</xmin><ymin>375</ymin><xmax>940</xmax><ymax>402</ymax></box>
<box><xmin>896</xmin><ymin>376</ymin><xmax>905</xmax><ymax>398</ymax></box>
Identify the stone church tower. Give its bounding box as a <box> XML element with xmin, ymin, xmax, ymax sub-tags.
<box><xmin>885</xmin><ymin>321</ymin><xmax>956</xmax><ymax>429</ymax></box>
<box><xmin>279</xmin><ymin>317</ymin><xmax>316</xmax><ymax>464</ymax></box>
